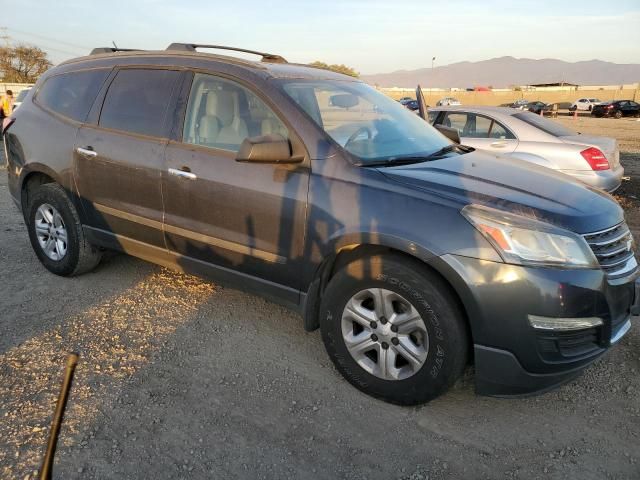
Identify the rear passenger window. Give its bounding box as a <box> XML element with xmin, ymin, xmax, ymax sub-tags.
<box><xmin>99</xmin><ymin>69</ymin><xmax>180</xmax><ymax>137</ymax></box>
<box><xmin>36</xmin><ymin>69</ymin><xmax>109</xmax><ymax>122</ymax></box>
<box><xmin>182</xmin><ymin>73</ymin><xmax>289</xmax><ymax>152</ymax></box>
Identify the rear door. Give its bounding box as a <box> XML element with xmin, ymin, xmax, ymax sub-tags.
<box><xmin>620</xmin><ymin>101</ymin><xmax>639</xmax><ymax>116</ymax></box>
<box><xmin>440</xmin><ymin>111</ymin><xmax>518</xmax><ymax>153</ymax></box>
<box><xmin>162</xmin><ymin>72</ymin><xmax>310</xmax><ymax>299</ymax></box>
<box><xmin>74</xmin><ymin>68</ymin><xmax>182</xmax><ymax>247</ymax></box>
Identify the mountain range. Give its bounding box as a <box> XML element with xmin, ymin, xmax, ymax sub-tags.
<box><xmin>360</xmin><ymin>57</ymin><xmax>640</xmax><ymax>88</ymax></box>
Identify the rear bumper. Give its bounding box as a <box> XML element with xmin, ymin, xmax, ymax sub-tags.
<box><xmin>432</xmin><ymin>254</ymin><xmax>639</xmax><ymax>397</ymax></box>
<box><xmin>559</xmin><ymin>164</ymin><xmax>624</xmax><ymax>193</ymax></box>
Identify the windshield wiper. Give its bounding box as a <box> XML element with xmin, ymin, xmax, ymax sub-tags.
<box><xmin>363</xmin><ymin>144</ymin><xmax>469</xmax><ymax>167</ymax></box>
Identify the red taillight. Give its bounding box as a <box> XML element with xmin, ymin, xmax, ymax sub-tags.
<box><xmin>581</xmin><ymin>147</ymin><xmax>610</xmax><ymax>171</ymax></box>
<box><xmin>606</xmin><ymin>104</ymin><xmax>614</xmax><ymax>109</ymax></box>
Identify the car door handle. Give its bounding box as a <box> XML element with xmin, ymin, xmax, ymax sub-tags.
<box><xmin>490</xmin><ymin>141</ymin><xmax>507</xmax><ymax>148</ymax></box>
<box><xmin>76</xmin><ymin>147</ymin><xmax>97</xmax><ymax>158</ymax></box>
<box><xmin>168</xmin><ymin>167</ymin><xmax>197</xmax><ymax>180</ymax></box>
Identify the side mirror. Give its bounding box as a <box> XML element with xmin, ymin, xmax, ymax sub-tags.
<box><xmin>235</xmin><ymin>134</ymin><xmax>302</xmax><ymax>164</ymax></box>
<box><xmin>329</xmin><ymin>94</ymin><xmax>359</xmax><ymax>109</ymax></box>
<box><xmin>434</xmin><ymin>125</ymin><xmax>460</xmax><ymax>144</ymax></box>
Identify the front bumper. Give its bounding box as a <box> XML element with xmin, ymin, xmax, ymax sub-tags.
<box><xmin>432</xmin><ymin>254</ymin><xmax>639</xmax><ymax>396</ymax></box>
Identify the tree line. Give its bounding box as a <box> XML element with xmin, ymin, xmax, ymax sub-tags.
<box><xmin>0</xmin><ymin>43</ymin><xmax>359</xmax><ymax>83</ymax></box>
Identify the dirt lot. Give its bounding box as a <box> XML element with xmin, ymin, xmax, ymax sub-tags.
<box><xmin>1</xmin><ymin>116</ymin><xmax>639</xmax><ymax>480</ymax></box>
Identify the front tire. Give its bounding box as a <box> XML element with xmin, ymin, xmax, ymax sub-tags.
<box><xmin>26</xmin><ymin>183</ymin><xmax>102</xmax><ymax>276</ymax></box>
<box><xmin>319</xmin><ymin>254</ymin><xmax>469</xmax><ymax>405</ymax></box>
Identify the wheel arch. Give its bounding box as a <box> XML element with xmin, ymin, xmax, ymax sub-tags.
<box><xmin>303</xmin><ymin>241</ymin><xmax>475</xmax><ymax>357</ymax></box>
<box><xmin>20</xmin><ymin>167</ymin><xmax>59</xmax><ymax>216</ymax></box>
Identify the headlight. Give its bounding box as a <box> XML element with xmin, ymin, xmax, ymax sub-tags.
<box><xmin>462</xmin><ymin>204</ymin><xmax>598</xmax><ymax>268</ymax></box>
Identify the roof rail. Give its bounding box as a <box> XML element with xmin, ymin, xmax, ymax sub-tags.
<box><xmin>165</xmin><ymin>43</ymin><xmax>287</xmax><ymax>64</ymax></box>
<box><xmin>90</xmin><ymin>47</ymin><xmax>142</xmax><ymax>55</ymax></box>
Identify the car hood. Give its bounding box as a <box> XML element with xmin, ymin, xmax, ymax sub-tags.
<box><xmin>379</xmin><ymin>151</ymin><xmax>623</xmax><ymax>234</ymax></box>
<box><xmin>560</xmin><ymin>134</ymin><xmax>619</xmax><ymax>167</ymax></box>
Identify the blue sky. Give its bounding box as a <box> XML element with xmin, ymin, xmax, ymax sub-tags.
<box><xmin>4</xmin><ymin>0</ymin><xmax>640</xmax><ymax>74</ymax></box>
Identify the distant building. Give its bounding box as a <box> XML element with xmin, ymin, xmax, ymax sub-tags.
<box><xmin>528</xmin><ymin>82</ymin><xmax>579</xmax><ymax>88</ymax></box>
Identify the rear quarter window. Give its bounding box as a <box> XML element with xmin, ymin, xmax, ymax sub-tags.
<box><xmin>35</xmin><ymin>69</ymin><xmax>109</xmax><ymax>122</ymax></box>
<box><xmin>513</xmin><ymin>111</ymin><xmax>577</xmax><ymax>137</ymax></box>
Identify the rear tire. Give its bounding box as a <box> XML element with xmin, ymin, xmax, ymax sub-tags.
<box><xmin>319</xmin><ymin>253</ymin><xmax>469</xmax><ymax>405</ymax></box>
<box><xmin>26</xmin><ymin>183</ymin><xmax>102</xmax><ymax>276</ymax></box>
<box><xmin>614</xmin><ymin>110</ymin><xmax>622</xmax><ymax>119</ymax></box>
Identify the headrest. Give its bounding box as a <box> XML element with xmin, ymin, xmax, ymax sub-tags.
<box><xmin>205</xmin><ymin>90</ymin><xmax>236</xmax><ymax>127</ymax></box>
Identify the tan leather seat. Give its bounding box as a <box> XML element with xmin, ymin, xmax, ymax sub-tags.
<box><xmin>198</xmin><ymin>90</ymin><xmax>248</xmax><ymax>146</ymax></box>
<box><xmin>261</xmin><ymin>116</ymin><xmax>288</xmax><ymax>138</ymax></box>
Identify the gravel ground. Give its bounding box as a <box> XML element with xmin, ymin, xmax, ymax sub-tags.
<box><xmin>1</xmin><ymin>116</ymin><xmax>639</xmax><ymax>480</ymax></box>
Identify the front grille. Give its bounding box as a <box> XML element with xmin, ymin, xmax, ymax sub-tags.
<box><xmin>583</xmin><ymin>223</ymin><xmax>637</xmax><ymax>278</ymax></box>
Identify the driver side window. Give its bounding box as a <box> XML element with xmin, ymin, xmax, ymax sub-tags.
<box><xmin>182</xmin><ymin>73</ymin><xmax>289</xmax><ymax>152</ymax></box>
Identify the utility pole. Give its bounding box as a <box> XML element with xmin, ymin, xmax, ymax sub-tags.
<box><xmin>431</xmin><ymin>57</ymin><xmax>436</xmax><ymax>97</ymax></box>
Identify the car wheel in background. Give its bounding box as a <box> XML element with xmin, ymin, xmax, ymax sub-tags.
<box><xmin>614</xmin><ymin>110</ymin><xmax>623</xmax><ymax>119</ymax></box>
<box><xmin>26</xmin><ymin>183</ymin><xmax>102</xmax><ymax>276</ymax></box>
<box><xmin>319</xmin><ymin>253</ymin><xmax>469</xmax><ymax>405</ymax></box>
<box><xmin>588</xmin><ymin>105</ymin><xmax>593</xmax><ymax>111</ymax></box>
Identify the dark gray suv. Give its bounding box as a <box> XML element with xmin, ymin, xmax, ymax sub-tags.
<box><xmin>4</xmin><ymin>44</ymin><xmax>639</xmax><ymax>405</ymax></box>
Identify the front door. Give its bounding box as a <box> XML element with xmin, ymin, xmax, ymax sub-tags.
<box><xmin>441</xmin><ymin>111</ymin><xmax>518</xmax><ymax>154</ymax></box>
<box><xmin>162</xmin><ymin>72</ymin><xmax>309</xmax><ymax>300</ymax></box>
<box><xmin>75</xmin><ymin>68</ymin><xmax>182</xmax><ymax>248</ymax></box>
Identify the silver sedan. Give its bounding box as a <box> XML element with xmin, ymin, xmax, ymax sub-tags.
<box><xmin>429</xmin><ymin>106</ymin><xmax>623</xmax><ymax>192</ymax></box>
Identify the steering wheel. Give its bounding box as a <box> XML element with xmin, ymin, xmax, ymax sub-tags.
<box><xmin>345</xmin><ymin>126</ymin><xmax>373</xmax><ymax>148</ymax></box>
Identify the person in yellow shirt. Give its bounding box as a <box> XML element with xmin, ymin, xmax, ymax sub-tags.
<box><xmin>1</xmin><ymin>90</ymin><xmax>14</xmax><ymax>118</ymax></box>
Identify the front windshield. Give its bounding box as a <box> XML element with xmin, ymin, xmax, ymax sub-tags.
<box><xmin>280</xmin><ymin>80</ymin><xmax>451</xmax><ymax>163</ymax></box>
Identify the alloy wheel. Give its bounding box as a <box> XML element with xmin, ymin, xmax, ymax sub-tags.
<box><xmin>35</xmin><ymin>203</ymin><xmax>68</xmax><ymax>261</ymax></box>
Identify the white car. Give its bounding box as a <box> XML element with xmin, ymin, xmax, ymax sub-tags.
<box><xmin>570</xmin><ymin>98</ymin><xmax>601</xmax><ymax>112</ymax></box>
<box><xmin>436</xmin><ymin>97</ymin><xmax>461</xmax><ymax>106</ymax></box>
<box><xmin>12</xmin><ymin>88</ymin><xmax>32</xmax><ymax>112</ymax></box>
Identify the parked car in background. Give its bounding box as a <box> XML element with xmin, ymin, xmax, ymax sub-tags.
<box><xmin>404</xmin><ymin>99</ymin><xmax>420</xmax><ymax>111</ymax></box>
<box><xmin>436</xmin><ymin>96</ymin><xmax>461</xmax><ymax>106</ymax></box>
<box><xmin>509</xmin><ymin>99</ymin><xmax>530</xmax><ymax>110</ymax></box>
<box><xmin>570</xmin><ymin>98</ymin><xmax>601</xmax><ymax>112</ymax></box>
<box><xmin>525</xmin><ymin>101</ymin><xmax>548</xmax><ymax>114</ymax></box>
<box><xmin>12</xmin><ymin>88</ymin><xmax>32</xmax><ymax>111</ymax></box>
<box><xmin>429</xmin><ymin>105</ymin><xmax>624</xmax><ymax>192</ymax></box>
<box><xmin>398</xmin><ymin>96</ymin><xmax>413</xmax><ymax>105</ymax></box>
<box><xmin>591</xmin><ymin>100</ymin><xmax>640</xmax><ymax>119</ymax></box>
